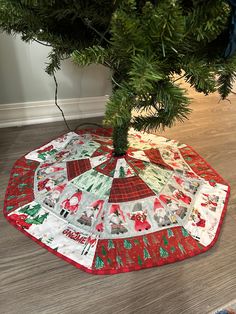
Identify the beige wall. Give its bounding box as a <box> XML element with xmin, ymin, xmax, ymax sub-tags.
<box><xmin>0</xmin><ymin>33</ymin><xmax>112</xmax><ymax>104</ymax></box>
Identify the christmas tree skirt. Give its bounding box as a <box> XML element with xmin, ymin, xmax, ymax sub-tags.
<box><xmin>4</xmin><ymin>128</ymin><xmax>230</xmax><ymax>274</ymax></box>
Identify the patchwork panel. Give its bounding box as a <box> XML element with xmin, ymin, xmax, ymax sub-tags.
<box><xmin>66</xmin><ymin>159</ymin><xmax>91</xmax><ymax>181</ymax></box>
<box><xmin>109</xmin><ymin>177</ymin><xmax>156</xmax><ymax>203</ymax></box>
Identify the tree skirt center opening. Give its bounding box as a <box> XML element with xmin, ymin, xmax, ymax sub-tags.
<box><xmin>4</xmin><ymin>128</ymin><xmax>230</xmax><ymax>274</ymax></box>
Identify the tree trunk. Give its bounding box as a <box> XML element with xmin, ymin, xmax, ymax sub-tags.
<box><xmin>112</xmin><ymin>123</ymin><xmax>129</xmax><ymax>156</ymax></box>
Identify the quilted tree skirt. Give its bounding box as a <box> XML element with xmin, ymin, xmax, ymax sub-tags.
<box><xmin>4</xmin><ymin>128</ymin><xmax>230</xmax><ymax>274</ymax></box>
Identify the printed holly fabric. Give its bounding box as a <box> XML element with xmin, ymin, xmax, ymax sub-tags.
<box><xmin>3</xmin><ymin>128</ymin><xmax>230</xmax><ymax>274</ymax></box>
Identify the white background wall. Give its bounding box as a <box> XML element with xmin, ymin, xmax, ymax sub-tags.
<box><xmin>0</xmin><ymin>33</ymin><xmax>112</xmax><ymax>127</ymax></box>
<box><xmin>0</xmin><ymin>33</ymin><xmax>112</xmax><ymax>104</ymax></box>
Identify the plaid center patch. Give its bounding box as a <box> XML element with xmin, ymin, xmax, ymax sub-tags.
<box><xmin>66</xmin><ymin>159</ymin><xmax>91</xmax><ymax>181</ymax></box>
<box><xmin>145</xmin><ymin>148</ymin><xmax>173</xmax><ymax>171</ymax></box>
<box><xmin>109</xmin><ymin>176</ymin><xmax>156</xmax><ymax>202</ymax></box>
<box><xmin>126</xmin><ymin>156</ymin><xmax>147</xmax><ymax>173</ymax></box>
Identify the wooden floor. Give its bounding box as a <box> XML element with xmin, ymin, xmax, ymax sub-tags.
<box><xmin>0</xmin><ymin>92</ymin><xmax>236</xmax><ymax>314</ymax></box>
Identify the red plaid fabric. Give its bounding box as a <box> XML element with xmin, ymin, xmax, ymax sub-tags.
<box><xmin>91</xmin><ymin>145</ymin><xmax>112</xmax><ymax>157</ymax></box>
<box><xmin>126</xmin><ymin>156</ymin><xmax>147</xmax><ymax>174</ymax></box>
<box><xmin>95</xmin><ymin>157</ymin><xmax>117</xmax><ymax>177</ymax></box>
<box><xmin>109</xmin><ymin>176</ymin><xmax>155</xmax><ymax>202</ymax></box>
<box><xmin>75</xmin><ymin>127</ymin><xmax>112</xmax><ymax>137</ymax></box>
<box><xmin>66</xmin><ymin>159</ymin><xmax>91</xmax><ymax>181</ymax></box>
<box><xmin>145</xmin><ymin>148</ymin><xmax>173</xmax><ymax>171</ymax></box>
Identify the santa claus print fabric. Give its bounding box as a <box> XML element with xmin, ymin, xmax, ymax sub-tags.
<box><xmin>4</xmin><ymin>128</ymin><xmax>230</xmax><ymax>274</ymax></box>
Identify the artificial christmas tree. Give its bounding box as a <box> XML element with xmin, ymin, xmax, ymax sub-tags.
<box><xmin>1</xmin><ymin>0</ymin><xmax>236</xmax><ymax>154</ymax></box>
<box><xmin>1</xmin><ymin>0</ymin><xmax>233</xmax><ymax>274</ymax></box>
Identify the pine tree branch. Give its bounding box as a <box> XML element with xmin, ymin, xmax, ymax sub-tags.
<box><xmin>82</xmin><ymin>17</ymin><xmax>111</xmax><ymax>44</ymax></box>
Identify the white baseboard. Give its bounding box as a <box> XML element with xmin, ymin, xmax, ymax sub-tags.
<box><xmin>0</xmin><ymin>96</ymin><xmax>108</xmax><ymax>128</ymax></box>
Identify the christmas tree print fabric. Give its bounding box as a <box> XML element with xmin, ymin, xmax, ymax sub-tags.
<box><xmin>4</xmin><ymin>128</ymin><xmax>230</xmax><ymax>274</ymax></box>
